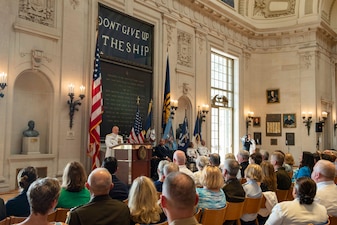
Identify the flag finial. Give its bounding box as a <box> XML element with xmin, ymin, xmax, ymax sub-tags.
<box><xmin>137</xmin><ymin>96</ymin><xmax>140</xmax><ymax>105</ymax></box>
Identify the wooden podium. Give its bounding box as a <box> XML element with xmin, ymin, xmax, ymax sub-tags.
<box><xmin>107</xmin><ymin>144</ymin><xmax>152</xmax><ymax>185</ymax></box>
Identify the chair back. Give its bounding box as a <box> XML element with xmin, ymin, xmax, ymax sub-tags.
<box><xmin>275</xmin><ymin>189</ymin><xmax>288</xmax><ymax>202</ymax></box>
<box><xmin>9</xmin><ymin>216</ymin><xmax>26</xmax><ymax>224</ymax></box>
<box><xmin>200</xmin><ymin>206</ymin><xmax>227</xmax><ymax>225</ymax></box>
<box><xmin>194</xmin><ymin>208</ymin><xmax>202</xmax><ymax>223</ymax></box>
<box><xmin>330</xmin><ymin>216</ymin><xmax>337</xmax><ymax>225</ymax></box>
<box><xmin>0</xmin><ymin>217</ymin><xmax>10</xmax><ymax>225</ymax></box>
<box><xmin>286</xmin><ymin>183</ymin><xmax>294</xmax><ymax>201</ymax></box>
<box><xmin>54</xmin><ymin>208</ymin><xmax>70</xmax><ymax>222</ymax></box>
<box><xmin>47</xmin><ymin>210</ymin><xmax>57</xmax><ymax>222</ymax></box>
<box><xmin>223</xmin><ymin>201</ymin><xmax>244</xmax><ymax>224</ymax></box>
<box><xmin>240</xmin><ymin>178</ymin><xmax>247</xmax><ymax>184</ymax></box>
<box><xmin>242</xmin><ymin>197</ymin><xmax>263</xmax><ymax>214</ymax></box>
<box><xmin>259</xmin><ymin>195</ymin><xmax>267</xmax><ymax>209</ymax></box>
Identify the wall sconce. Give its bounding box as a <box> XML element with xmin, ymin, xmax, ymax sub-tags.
<box><xmin>302</xmin><ymin>112</ymin><xmax>312</xmax><ymax>136</ymax></box>
<box><xmin>201</xmin><ymin>104</ymin><xmax>209</xmax><ymax>122</ymax></box>
<box><xmin>0</xmin><ymin>72</ymin><xmax>7</xmax><ymax>98</ymax></box>
<box><xmin>334</xmin><ymin>120</ymin><xmax>337</xmax><ymax>133</ymax></box>
<box><xmin>318</xmin><ymin>111</ymin><xmax>328</xmax><ymax>126</ymax></box>
<box><xmin>67</xmin><ymin>84</ymin><xmax>85</xmax><ymax>129</ymax></box>
<box><xmin>170</xmin><ymin>99</ymin><xmax>178</xmax><ymax>118</ymax></box>
<box><xmin>245</xmin><ymin>111</ymin><xmax>254</xmax><ymax>134</ymax></box>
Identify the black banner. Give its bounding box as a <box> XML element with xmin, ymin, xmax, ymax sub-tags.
<box><xmin>98</xmin><ymin>4</ymin><xmax>153</xmax><ymax>68</ymax></box>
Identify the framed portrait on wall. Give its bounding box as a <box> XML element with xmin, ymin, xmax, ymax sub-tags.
<box><xmin>253</xmin><ymin>117</ymin><xmax>261</xmax><ymax>127</ymax></box>
<box><xmin>254</xmin><ymin>132</ymin><xmax>262</xmax><ymax>145</ymax></box>
<box><xmin>266</xmin><ymin>114</ymin><xmax>282</xmax><ymax>136</ymax></box>
<box><xmin>283</xmin><ymin>113</ymin><xmax>296</xmax><ymax>128</ymax></box>
<box><xmin>266</xmin><ymin>89</ymin><xmax>280</xmax><ymax>103</ymax></box>
<box><xmin>286</xmin><ymin>133</ymin><xmax>295</xmax><ymax>145</ymax></box>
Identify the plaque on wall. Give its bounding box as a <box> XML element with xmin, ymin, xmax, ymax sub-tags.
<box><xmin>266</xmin><ymin>114</ymin><xmax>282</xmax><ymax>136</ymax></box>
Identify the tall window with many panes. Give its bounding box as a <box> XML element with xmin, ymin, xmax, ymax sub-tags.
<box><xmin>210</xmin><ymin>49</ymin><xmax>234</xmax><ymax>157</ymax></box>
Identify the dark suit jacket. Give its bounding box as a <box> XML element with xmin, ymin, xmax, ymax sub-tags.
<box><xmin>222</xmin><ymin>178</ymin><xmax>245</xmax><ymax>202</ymax></box>
<box><xmin>67</xmin><ymin>195</ymin><xmax>130</xmax><ymax>225</ymax></box>
<box><xmin>276</xmin><ymin>167</ymin><xmax>291</xmax><ymax>190</ymax></box>
<box><xmin>0</xmin><ymin>198</ymin><xmax>5</xmax><ymax>221</ymax></box>
<box><xmin>240</xmin><ymin>161</ymin><xmax>249</xmax><ymax>178</ymax></box>
<box><xmin>109</xmin><ymin>175</ymin><xmax>129</xmax><ymax>201</ymax></box>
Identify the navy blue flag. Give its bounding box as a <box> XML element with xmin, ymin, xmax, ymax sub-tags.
<box><xmin>162</xmin><ymin>54</ymin><xmax>170</xmax><ymax>129</ymax></box>
<box><xmin>178</xmin><ymin>116</ymin><xmax>190</xmax><ymax>151</ymax></box>
<box><xmin>193</xmin><ymin>111</ymin><xmax>202</xmax><ymax>143</ymax></box>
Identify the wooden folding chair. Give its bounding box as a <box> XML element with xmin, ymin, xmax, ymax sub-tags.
<box><xmin>0</xmin><ymin>217</ymin><xmax>10</xmax><ymax>225</ymax></box>
<box><xmin>54</xmin><ymin>208</ymin><xmax>70</xmax><ymax>222</ymax></box>
<box><xmin>275</xmin><ymin>189</ymin><xmax>288</xmax><ymax>202</ymax></box>
<box><xmin>242</xmin><ymin>197</ymin><xmax>263</xmax><ymax>225</ymax></box>
<box><xmin>223</xmin><ymin>201</ymin><xmax>245</xmax><ymax>225</ymax></box>
<box><xmin>286</xmin><ymin>183</ymin><xmax>294</xmax><ymax>201</ymax></box>
<box><xmin>329</xmin><ymin>216</ymin><xmax>337</xmax><ymax>225</ymax></box>
<box><xmin>200</xmin><ymin>206</ymin><xmax>227</xmax><ymax>225</ymax></box>
<box><xmin>47</xmin><ymin>210</ymin><xmax>57</xmax><ymax>222</ymax></box>
<box><xmin>9</xmin><ymin>216</ymin><xmax>26</xmax><ymax>224</ymax></box>
<box><xmin>194</xmin><ymin>208</ymin><xmax>202</xmax><ymax>223</ymax></box>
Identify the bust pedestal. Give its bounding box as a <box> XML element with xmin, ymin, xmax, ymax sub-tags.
<box><xmin>22</xmin><ymin>137</ymin><xmax>40</xmax><ymax>154</ymax></box>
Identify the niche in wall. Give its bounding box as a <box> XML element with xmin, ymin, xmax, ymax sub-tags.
<box><xmin>11</xmin><ymin>70</ymin><xmax>53</xmax><ymax>154</ymax></box>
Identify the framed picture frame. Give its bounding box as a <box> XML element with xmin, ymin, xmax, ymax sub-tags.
<box><xmin>266</xmin><ymin>114</ymin><xmax>282</xmax><ymax>136</ymax></box>
<box><xmin>253</xmin><ymin>117</ymin><xmax>261</xmax><ymax>127</ymax></box>
<box><xmin>270</xmin><ymin>138</ymin><xmax>278</xmax><ymax>145</ymax></box>
<box><xmin>286</xmin><ymin>133</ymin><xmax>295</xmax><ymax>145</ymax></box>
<box><xmin>266</xmin><ymin>89</ymin><xmax>280</xmax><ymax>103</ymax></box>
<box><xmin>283</xmin><ymin>113</ymin><xmax>296</xmax><ymax>128</ymax></box>
<box><xmin>254</xmin><ymin>132</ymin><xmax>262</xmax><ymax>145</ymax></box>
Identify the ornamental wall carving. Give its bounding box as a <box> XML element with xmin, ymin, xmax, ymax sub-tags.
<box><xmin>18</xmin><ymin>0</ymin><xmax>55</xmax><ymax>27</ymax></box>
<box><xmin>177</xmin><ymin>30</ymin><xmax>192</xmax><ymax>68</ymax></box>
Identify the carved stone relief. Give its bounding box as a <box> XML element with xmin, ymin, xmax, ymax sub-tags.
<box><xmin>177</xmin><ymin>30</ymin><xmax>192</xmax><ymax>68</ymax></box>
<box><xmin>69</xmin><ymin>0</ymin><xmax>80</xmax><ymax>9</ymax></box>
<box><xmin>18</xmin><ymin>0</ymin><xmax>55</xmax><ymax>27</ymax></box>
<box><xmin>253</xmin><ymin>0</ymin><xmax>295</xmax><ymax>18</ymax></box>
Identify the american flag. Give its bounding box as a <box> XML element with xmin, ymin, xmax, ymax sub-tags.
<box><xmin>87</xmin><ymin>43</ymin><xmax>103</xmax><ymax>169</ymax></box>
<box><xmin>128</xmin><ymin>106</ymin><xmax>144</xmax><ymax>144</ymax></box>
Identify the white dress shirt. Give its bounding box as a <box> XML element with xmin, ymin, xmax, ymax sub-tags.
<box><xmin>315</xmin><ymin>180</ymin><xmax>337</xmax><ymax>217</ymax></box>
<box><xmin>265</xmin><ymin>198</ymin><xmax>328</xmax><ymax>225</ymax></box>
<box><xmin>178</xmin><ymin>165</ymin><xmax>194</xmax><ymax>179</ymax></box>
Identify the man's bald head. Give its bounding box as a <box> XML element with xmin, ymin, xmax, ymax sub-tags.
<box><xmin>86</xmin><ymin>168</ymin><xmax>113</xmax><ymax>196</ymax></box>
<box><xmin>173</xmin><ymin>150</ymin><xmax>186</xmax><ymax>165</ymax></box>
<box><xmin>312</xmin><ymin>159</ymin><xmax>336</xmax><ymax>182</ymax></box>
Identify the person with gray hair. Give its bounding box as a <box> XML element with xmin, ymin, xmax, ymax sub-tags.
<box><xmin>193</xmin><ymin>156</ymin><xmax>210</xmax><ymax>187</ymax></box>
<box><xmin>66</xmin><ymin>168</ymin><xmax>130</xmax><ymax>225</ymax></box>
<box><xmin>260</xmin><ymin>150</ymin><xmax>269</xmax><ymax>161</ymax></box>
<box><xmin>163</xmin><ymin>162</ymin><xmax>179</xmax><ymax>177</ymax></box>
<box><xmin>161</xmin><ymin>172</ymin><xmax>200</xmax><ymax>225</ymax></box>
<box><xmin>173</xmin><ymin>150</ymin><xmax>194</xmax><ymax>179</ymax></box>
<box><xmin>222</xmin><ymin>159</ymin><xmax>245</xmax><ymax>203</ymax></box>
<box><xmin>237</xmin><ymin>150</ymin><xmax>250</xmax><ymax>178</ymax></box>
<box><xmin>311</xmin><ymin>159</ymin><xmax>337</xmax><ymax>216</ymax></box>
<box><xmin>154</xmin><ymin>160</ymin><xmax>170</xmax><ymax>192</ymax></box>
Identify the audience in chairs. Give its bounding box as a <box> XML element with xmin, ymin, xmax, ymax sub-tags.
<box><xmin>66</xmin><ymin>168</ymin><xmax>130</xmax><ymax>225</ymax></box>
<box><xmin>161</xmin><ymin>172</ymin><xmax>200</xmax><ymax>225</ymax></box>
<box><xmin>163</xmin><ymin>162</ymin><xmax>179</xmax><ymax>180</ymax></box>
<box><xmin>6</xmin><ymin>166</ymin><xmax>37</xmax><ymax>217</ymax></box>
<box><xmin>17</xmin><ymin>177</ymin><xmax>62</xmax><ymax>225</ymax></box>
<box><xmin>311</xmin><ymin>159</ymin><xmax>337</xmax><ymax>217</ymax></box>
<box><xmin>293</xmin><ymin>151</ymin><xmax>314</xmax><ymax>180</ymax></box>
<box><xmin>153</xmin><ymin>160</ymin><xmax>170</xmax><ymax>192</ymax></box>
<box><xmin>265</xmin><ymin>177</ymin><xmax>328</xmax><ymax>225</ymax></box>
<box><xmin>102</xmin><ymin>156</ymin><xmax>129</xmax><ymax>201</ymax></box>
<box><xmin>128</xmin><ymin>176</ymin><xmax>166</xmax><ymax>225</ymax></box>
<box><xmin>57</xmin><ymin>161</ymin><xmax>90</xmax><ymax>208</ymax></box>
<box><xmin>173</xmin><ymin>150</ymin><xmax>194</xmax><ymax>179</ymax></box>
<box><xmin>196</xmin><ymin>165</ymin><xmax>226</xmax><ymax>210</ymax></box>
<box><xmin>222</xmin><ymin>159</ymin><xmax>245</xmax><ymax>203</ymax></box>
<box><xmin>193</xmin><ymin>156</ymin><xmax>210</xmax><ymax>187</ymax></box>
<box><xmin>270</xmin><ymin>152</ymin><xmax>291</xmax><ymax>190</ymax></box>
<box><xmin>241</xmin><ymin>164</ymin><xmax>262</xmax><ymax>225</ymax></box>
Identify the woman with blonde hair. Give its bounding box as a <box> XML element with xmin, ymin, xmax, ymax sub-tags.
<box><xmin>196</xmin><ymin>165</ymin><xmax>226</xmax><ymax>209</ymax></box>
<box><xmin>128</xmin><ymin>176</ymin><xmax>166</xmax><ymax>225</ymax></box>
<box><xmin>57</xmin><ymin>161</ymin><xmax>90</xmax><ymax>208</ymax></box>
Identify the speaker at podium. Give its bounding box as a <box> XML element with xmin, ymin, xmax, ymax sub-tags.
<box><xmin>105</xmin><ymin>144</ymin><xmax>152</xmax><ymax>185</ymax></box>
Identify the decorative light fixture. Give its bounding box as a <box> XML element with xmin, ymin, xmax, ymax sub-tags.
<box><xmin>318</xmin><ymin>111</ymin><xmax>328</xmax><ymax>126</ymax></box>
<box><xmin>201</xmin><ymin>104</ymin><xmax>209</xmax><ymax>122</ymax></box>
<box><xmin>334</xmin><ymin>120</ymin><xmax>337</xmax><ymax>133</ymax></box>
<box><xmin>67</xmin><ymin>84</ymin><xmax>85</xmax><ymax>129</ymax></box>
<box><xmin>0</xmin><ymin>72</ymin><xmax>7</xmax><ymax>98</ymax></box>
<box><xmin>246</xmin><ymin>111</ymin><xmax>254</xmax><ymax>134</ymax></box>
<box><xmin>302</xmin><ymin>112</ymin><xmax>312</xmax><ymax>136</ymax></box>
<box><xmin>170</xmin><ymin>99</ymin><xmax>178</xmax><ymax>118</ymax></box>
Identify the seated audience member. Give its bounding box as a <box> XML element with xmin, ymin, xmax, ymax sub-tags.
<box><xmin>222</xmin><ymin>159</ymin><xmax>245</xmax><ymax>202</ymax></box>
<box><xmin>260</xmin><ymin>150</ymin><xmax>269</xmax><ymax>161</ymax></box>
<box><xmin>163</xmin><ymin>162</ymin><xmax>179</xmax><ymax>178</ymax></box>
<box><xmin>265</xmin><ymin>177</ymin><xmax>328</xmax><ymax>225</ymax></box>
<box><xmin>270</xmin><ymin>152</ymin><xmax>291</xmax><ymax>190</ymax></box>
<box><xmin>173</xmin><ymin>150</ymin><xmax>194</xmax><ymax>179</ymax></box>
<box><xmin>311</xmin><ymin>159</ymin><xmax>337</xmax><ymax>217</ymax></box>
<box><xmin>57</xmin><ymin>161</ymin><xmax>90</xmax><ymax>208</ymax></box>
<box><xmin>241</xmin><ymin>164</ymin><xmax>263</xmax><ymax>225</ymax></box>
<box><xmin>0</xmin><ymin>198</ymin><xmax>4</xmax><ymax>221</ymax></box>
<box><xmin>6</xmin><ymin>166</ymin><xmax>37</xmax><ymax>217</ymax></box>
<box><xmin>196</xmin><ymin>140</ymin><xmax>211</xmax><ymax>157</ymax></box>
<box><xmin>102</xmin><ymin>156</ymin><xmax>129</xmax><ymax>201</ymax></box>
<box><xmin>274</xmin><ymin>150</ymin><xmax>292</xmax><ymax>173</ymax></box>
<box><xmin>237</xmin><ymin>150</ymin><xmax>250</xmax><ymax>178</ymax></box>
<box><xmin>160</xmin><ymin>172</ymin><xmax>200</xmax><ymax>225</ymax></box>
<box><xmin>196</xmin><ymin>165</ymin><xmax>226</xmax><ymax>210</ymax></box>
<box><xmin>17</xmin><ymin>177</ymin><xmax>63</xmax><ymax>225</ymax></box>
<box><xmin>153</xmin><ymin>160</ymin><xmax>170</xmax><ymax>192</ymax></box>
<box><xmin>152</xmin><ymin>139</ymin><xmax>172</xmax><ymax>180</ymax></box>
<box><xmin>294</xmin><ymin>151</ymin><xmax>314</xmax><ymax>179</ymax></box>
<box><xmin>128</xmin><ymin>176</ymin><xmax>166</xmax><ymax>225</ymax></box>
<box><xmin>260</xmin><ymin>161</ymin><xmax>277</xmax><ymax>192</ymax></box>
<box><xmin>249</xmin><ymin>152</ymin><xmax>262</xmax><ymax>165</ymax></box>
<box><xmin>66</xmin><ymin>168</ymin><xmax>130</xmax><ymax>225</ymax></box>
<box><xmin>193</xmin><ymin>156</ymin><xmax>210</xmax><ymax>187</ymax></box>
<box><xmin>209</xmin><ymin>153</ymin><xmax>221</xmax><ymax>168</ymax></box>
<box><xmin>225</xmin><ymin>153</ymin><xmax>236</xmax><ymax>160</ymax></box>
